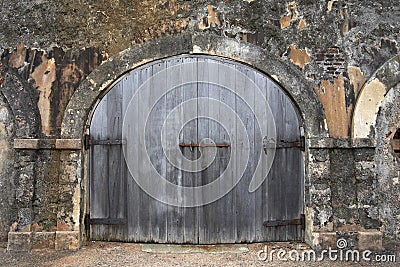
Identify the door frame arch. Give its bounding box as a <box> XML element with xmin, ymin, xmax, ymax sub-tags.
<box><xmin>61</xmin><ymin>33</ymin><xmax>328</xmax><ymax>247</ymax></box>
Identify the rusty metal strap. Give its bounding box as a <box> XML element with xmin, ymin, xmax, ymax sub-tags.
<box><xmin>90</xmin><ymin>139</ymin><xmax>126</xmax><ymax>145</ymax></box>
<box><xmin>179</xmin><ymin>143</ymin><xmax>230</xmax><ymax>148</ymax></box>
<box><xmin>87</xmin><ymin>218</ymin><xmax>127</xmax><ymax>225</ymax></box>
<box><xmin>263</xmin><ymin>214</ymin><xmax>305</xmax><ymax>230</ymax></box>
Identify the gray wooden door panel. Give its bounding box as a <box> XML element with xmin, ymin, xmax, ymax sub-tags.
<box><xmin>89</xmin><ymin>55</ymin><xmax>304</xmax><ymax>243</ymax></box>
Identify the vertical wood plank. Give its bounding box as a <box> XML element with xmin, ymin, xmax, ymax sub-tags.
<box><xmin>148</xmin><ymin>60</ymin><xmax>168</xmax><ymax>243</ymax></box>
<box><xmin>165</xmin><ymin>57</ymin><xmax>184</xmax><ymax>243</ymax></box>
<box><xmin>107</xmin><ymin>82</ymin><xmax>126</xmax><ymax>240</ymax></box>
<box><xmin>218</xmin><ymin>58</ymin><xmax>236</xmax><ymax>243</ymax></box>
<box><xmin>124</xmin><ymin>70</ymin><xmax>141</xmax><ymax>242</ymax></box>
<box><xmin>90</xmin><ymin>93</ymin><xmax>110</xmax><ymax>239</ymax></box>
<box><xmin>138</xmin><ymin>66</ymin><xmax>153</xmax><ymax>242</ymax></box>
<box><xmin>181</xmin><ymin>56</ymin><xmax>199</xmax><ymax>244</ymax></box>
<box><xmin>241</xmin><ymin>66</ymin><xmax>256</xmax><ymax>242</ymax></box>
<box><xmin>197</xmin><ymin>57</ymin><xmax>210</xmax><ymax>244</ymax></box>
<box><xmin>254</xmin><ymin>72</ymin><xmax>267</xmax><ymax>241</ymax></box>
<box><xmin>201</xmin><ymin>57</ymin><xmax>221</xmax><ymax>244</ymax></box>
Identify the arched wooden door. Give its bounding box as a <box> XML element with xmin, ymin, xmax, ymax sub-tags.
<box><xmin>88</xmin><ymin>55</ymin><xmax>304</xmax><ymax>243</ymax></box>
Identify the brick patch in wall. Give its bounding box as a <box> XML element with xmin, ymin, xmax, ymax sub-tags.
<box><xmin>315</xmin><ymin>48</ymin><xmax>346</xmax><ymax>79</ymax></box>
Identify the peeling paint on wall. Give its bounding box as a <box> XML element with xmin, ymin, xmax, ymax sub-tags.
<box><xmin>327</xmin><ymin>0</ymin><xmax>338</xmax><ymax>13</ymax></box>
<box><xmin>2</xmin><ymin>45</ymin><xmax>105</xmax><ymax>136</ymax></box>
<box><xmin>9</xmin><ymin>43</ymin><xmax>26</xmax><ymax>69</ymax></box>
<box><xmin>348</xmin><ymin>66</ymin><xmax>366</xmax><ymax>95</ymax></box>
<box><xmin>32</xmin><ymin>54</ymin><xmax>56</xmax><ymax>136</ymax></box>
<box><xmin>298</xmin><ymin>19</ymin><xmax>307</xmax><ymax>29</ymax></box>
<box><xmin>288</xmin><ymin>44</ymin><xmax>311</xmax><ymax>69</ymax></box>
<box><xmin>280</xmin><ymin>2</ymin><xmax>298</xmax><ymax>29</ymax></box>
<box><xmin>199</xmin><ymin>5</ymin><xmax>223</xmax><ymax>31</ymax></box>
<box><xmin>353</xmin><ymin>78</ymin><xmax>387</xmax><ymax>138</ymax></box>
<box><xmin>314</xmin><ymin>76</ymin><xmax>351</xmax><ymax>137</ymax></box>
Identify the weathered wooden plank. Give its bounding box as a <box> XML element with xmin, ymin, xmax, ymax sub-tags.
<box><xmin>199</xmin><ymin>58</ymin><xmax>222</xmax><ymax>244</ymax></box>
<box><xmin>253</xmin><ymin>71</ymin><xmax>267</xmax><ymax>241</ymax></box>
<box><xmin>148</xmin><ymin>60</ymin><xmax>168</xmax><ymax>243</ymax></box>
<box><xmin>239</xmin><ymin>65</ymin><xmax>256</xmax><ymax>242</ymax></box>
<box><xmin>217</xmin><ymin>58</ymin><xmax>237</xmax><ymax>243</ymax></box>
<box><xmin>124</xmin><ymin>71</ymin><xmax>141</xmax><ymax>242</ymax></box>
<box><xmin>277</xmin><ymin>90</ymin><xmax>288</xmax><ymax>241</ymax></box>
<box><xmin>90</xmin><ymin>94</ymin><xmax>110</xmax><ymax>239</ymax></box>
<box><xmin>197</xmin><ymin>57</ymin><xmax>211</xmax><ymax>244</ymax></box>
<box><xmin>181</xmin><ymin>56</ymin><xmax>199</xmax><ymax>243</ymax></box>
<box><xmin>265</xmin><ymin>78</ymin><xmax>280</xmax><ymax>241</ymax></box>
<box><xmin>137</xmin><ymin>66</ymin><xmax>153</xmax><ymax>242</ymax></box>
<box><xmin>165</xmin><ymin>57</ymin><xmax>185</xmax><ymax>243</ymax></box>
<box><xmin>107</xmin><ymin>82</ymin><xmax>126</xmax><ymax>240</ymax></box>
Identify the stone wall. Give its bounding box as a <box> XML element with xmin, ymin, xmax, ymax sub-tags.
<box><xmin>0</xmin><ymin>0</ymin><xmax>398</xmax><ymax>251</ymax></box>
<box><xmin>375</xmin><ymin>84</ymin><xmax>400</xmax><ymax>248</ymax></box>
<box><xmin>0</xmin><ymin>93</ymin><xmax>15</xmax><ymax>241</ymax></box>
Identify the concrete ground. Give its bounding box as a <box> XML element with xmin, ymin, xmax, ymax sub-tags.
<box><xmin>0</xmin><ymin>241</ymin><xmax>399</xmax><ymax>266</ymax></box>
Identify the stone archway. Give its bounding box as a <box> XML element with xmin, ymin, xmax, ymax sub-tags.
<box><xmin>351</xmin><ymin>55</ymin><xmax>400</xmax><ymax>248</ymax></box>
<box><xmin>61</xmin><ymin>34</ymin><xmax>327</xmax><ymax>139</ymax></box>
<box><xmin>60</xmin><ymin>33</ymin><xmax>328</xmax><ymax>248</ymax></box>
<box><xmin>352</xmin><ymin>54</ymin><xmax>400</xmax><ymax>139</ymax></box>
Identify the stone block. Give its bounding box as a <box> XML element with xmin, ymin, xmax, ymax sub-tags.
<box><xmin>358</xmin><ymin>230</ymin><xmax>383</xmax><ymax>251</ymax></box>
<box><xmin>56</xmin><ymin>139</ymin><xmax>81</xmax><ymax>150</ymax></box>
<box><xmin>31</xmin><ymin>232</ymin><xmax>56</xmax><ymax>250</ymax></box>
<box><xmin>55</xmin><ymin>231</ymin><xmax>80</xmax><ymax>250</ymax></box>
<box><xmin>57</xmin><ymin>221</ymin><xmax>73</xmax><ymax>231</ymax></box>
<box><xmin>312</xmin><ymin>232</ymin><xmax>337</xmax><ymax>250</ymax></box>
<box><xmin>13</xmin><ymin>139</ymin><xmax>39</xmax><ymax>149</ymax></box>
<box><xmin>7</xmin><ymin>232</ymin><xmax>31</xmax><ymax>251</ymax></box>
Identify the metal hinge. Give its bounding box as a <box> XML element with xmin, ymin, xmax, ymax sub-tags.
<box><xmin>263</xmin><ymin>136</ymin><xmax>305</xmax><ymax>153</ymax></box>
<box><xmin>91</xmin><ymin>140</ymin><xmax>125</xmax><ymax>145</ymax></box>
<box><xmin>263</xmin><ymin>214</ymin><xmax>305</xmax><ymax>230</ymax></box>
<box><xmin>84</xmin><ymin>134</ymin><xmax>91</xmax><ymax>150</ymax></box>
<box><xmin>275</xmin><ymin>139</ymin><xmax>303</xmax><ymax>149</ymax></box>
<box><xmin>85</xmin><ymin>213</ymin><xmax>127</xmax><ymax>226</ymax></box>
<box><xmin>84</xmin><ymin>136</ymin><xmax>126</xmax><ymax>150</ymax></box>
<box><xmin>84</xmin><ymin>213</ymin><xmax>90</xmax><ymax>235</ymax></box>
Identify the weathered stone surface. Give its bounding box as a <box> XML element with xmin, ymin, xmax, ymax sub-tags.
<box><xmin>0</xmin><ymin>0</ymin><xmax>399</xmax><ymax>252</ymax></box>
<box><xmin>14</xmin><ymin>139</ymin><xmax>40</xmax><ymax>149</ymax></box>
<box><xmin>55</xmin><ymin>231</ymin><xmax>80</xmax><ymax>251</ymax></box>
<box><xmin>31</xmin><ymin>232</ymin><xmax>56</xmax><ymax>250</ymax></box>
<box><xmin>375</xmin><ymin>85</ymin><xmax>400</xmax><ymax>244</ymax></box>
<box><xmin>0</xmin><ymin>93</ymin><xmax>14</xmax><ymax>241</ymax></box>
<box><xmin>7</xmin><ymin>232</ymin><xmax>31</xmax><ymax>251</ymax></box>
<box><xmin>312</xmin><ymin>232</ymin><xmax>337</xmax><ymax>250</ymax></box>
<box><xmin>55</xmin><ymin>139</ymin><xmax>81</xmax><ymax>150</ymax></box>
<box><xmin>358</xmin><ymin>230</ymin><xmax>383</xmax><ymax>251</ymax></box>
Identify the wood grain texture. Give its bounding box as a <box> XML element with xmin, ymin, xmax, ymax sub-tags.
<box><xmin>89</xmin><ymin>55</ymin><xmax>304</xmax><ymax>243</ymax></box>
